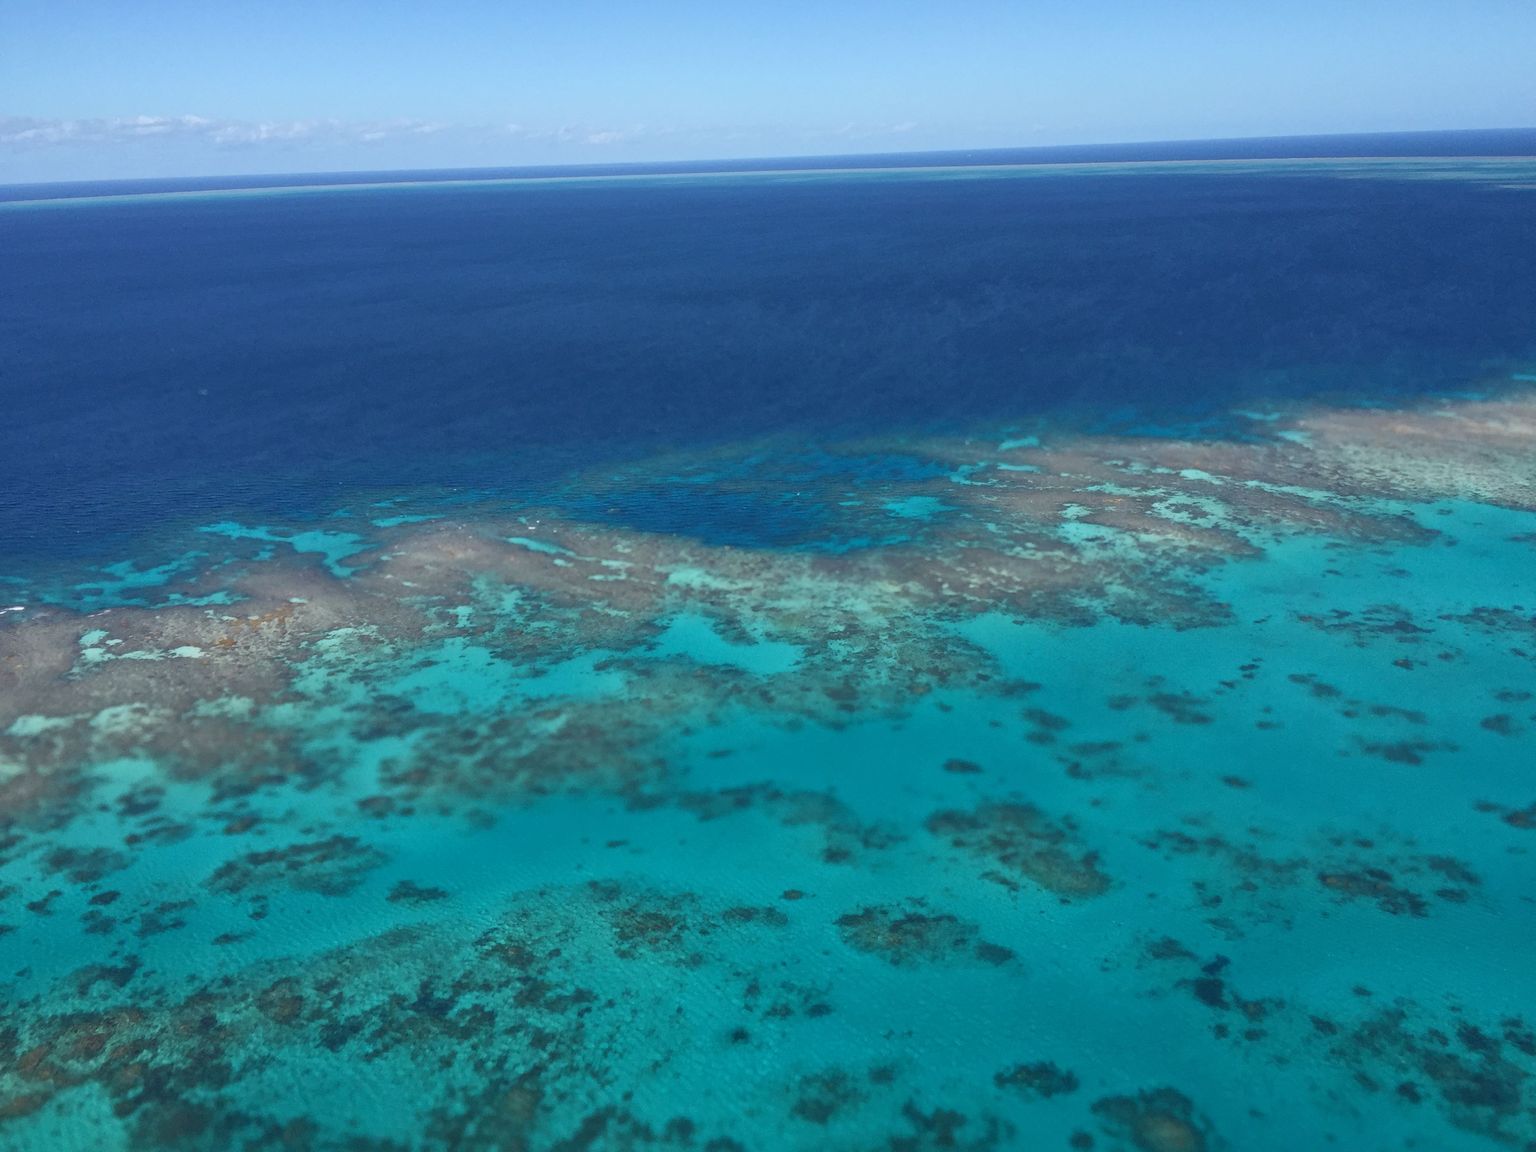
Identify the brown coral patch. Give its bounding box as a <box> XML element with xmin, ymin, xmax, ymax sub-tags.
<box><xmin>206</xmin><ymin>836</ymin><xmax>387</xmax><ymax>897</ymax></box>
<box><xmin>994</xmin><ymin>1061</ymin><xmax>1079</xmax><ymax>1098</ymax></box>
<box><xmin>1091</xmin><ymin>1087</ymin><xmax>1217</xmax><ymax>1152</ymax></box>
<box><xmin>927</xmin><ymin>802</ymin><xmax>1111</xmax><ymax>899</ymax></box>
<box><xmin>834</xmin><ymin>902</ymin><xmax>1013</xmax><ymax>968</ymax></box>
<box><xmin>1331</xmin><ymin>1007</ymin><xmax>1534</xmax><ymax>1141</ymax></box>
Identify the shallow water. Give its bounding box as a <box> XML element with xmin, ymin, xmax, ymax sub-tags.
<box><xmin>1</xmin><ymin>153</ymin><xmax>1535</xmax><ymax>1151</ymax></box>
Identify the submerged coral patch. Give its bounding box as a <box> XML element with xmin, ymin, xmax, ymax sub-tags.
<box><xmin>834</xmin><ymin>901</ymin><xmax>1015</xmax><ymax>968</ymax></box>
<box><xmin>926</xmin><ymin>802</ymin><xmax>1112</xmax><ymax>899</ymax></box>
<box><xmin>1091</xmin><ymin>1087</ymin><xmax>1218</xmax><ymax>1152</ymax></box>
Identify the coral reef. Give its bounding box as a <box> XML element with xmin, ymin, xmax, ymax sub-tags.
<box><xmin>2</xmin><ymin>386</ymin><xmax>1534</xmax><ymax>1149</ymax></box>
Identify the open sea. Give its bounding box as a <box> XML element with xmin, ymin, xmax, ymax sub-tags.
<box><xmin>1</xmin><ymin>131</ymin><xmax>1535</xmax><ymax>1151</ymax></box>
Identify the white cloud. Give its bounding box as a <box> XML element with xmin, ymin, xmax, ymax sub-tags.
<box><xmin>1</xmin><ymin>113</ymin><xmax>930</xmax><ymax>154</ymax></box>
<box><xmin>0</xmin><ymin>113</ymin><xmax>940</xmax><ymax>179</ymax></box>
<box><xmin>494</xmin><ymin>121</ymin><xmax>681</xmax><ymax>147</ymax></box>
<box><xmin>0</xmin><ymin>114</ymin><xmax>450</xmax><ymax>150</ymax></box>
<box><xmin>815</xmin><ymin>120</ymin><xmax>926</xmax><ymax>142</ymax></box>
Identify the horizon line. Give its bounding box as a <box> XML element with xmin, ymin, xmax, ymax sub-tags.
<box><xmin>3</xmin><ymin>125</ymin><xmax>1534</xmax><ymax>200</ymax></box>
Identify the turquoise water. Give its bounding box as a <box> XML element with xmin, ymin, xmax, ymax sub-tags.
<box><xmin>3</xmin><ymin>393</ymin><xmax>1535</xmax><ymax>1150</ymax></box>
<box><xmin>2</xmin><ymin>157</ymin><xmax>1535</xmax><ymax>1150</ymax></box>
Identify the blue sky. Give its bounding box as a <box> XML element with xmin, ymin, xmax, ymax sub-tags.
<box><xmin>3</xmin><ymin>0</ymin><xmax>1534</xmax><ymax>182</ymax></box>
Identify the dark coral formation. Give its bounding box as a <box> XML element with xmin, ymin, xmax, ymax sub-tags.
<box><xmin>1091</xmin><ymin>1088</ymin><xmax>1217</xmax><ymax>1152</ymax></box>
<box><xmin>1317</xmin><ymin>868</ymin><xmax>1429</xmax><ymax>917</ymax></box>
<box><xmin>1325</xmin><ymin>1005</ymin><xmax>1536</xmax><ymax>1142</ymax></box>
<box><xmin>656</xmin><ymin>783</ymin><xmax>906</xmax><ymax>866</ymax></box>
<box><xmin>1478</xmin><ymin>799</ymin><xmax>1536</xmax><ymax>830</ymax></box>
<box><xmin>834</xmin><ymin>902</ymin><xmax>1014</xmax><ymax>968</ymax></box>
<box><xmin>927</xmin><ymin>803</ymin><xmax>1111</xmax><ymax>899</ymax></box>
<box><xmin>206</xmin><ymin>836</ymin><xmax>388</xmax><ymax>898</ymax></box>
<box><xmin>993</xmin><ymin>1061</ymin><xmax>1080</xmax><ymax>1098</ymax></box>
<box><xmin>790</xmin><ymin>1069</ymin><xmax>865</xmax><ymax>1125</ymax></box>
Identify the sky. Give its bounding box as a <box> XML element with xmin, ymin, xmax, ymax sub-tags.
<box><xmin>2</xmin><ymin>0</ymin><xmax>1534</xmax><ymax>183</ymax></box>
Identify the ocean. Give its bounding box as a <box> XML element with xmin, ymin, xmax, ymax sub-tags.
<box><xmin>1</xmin><ymin>133</ymin><xmax>1534</xmax><ymax>1151</ymax></box>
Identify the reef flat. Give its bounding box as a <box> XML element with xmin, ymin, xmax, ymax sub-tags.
<box><xmin>2</xmin><ymin>383</ymin><xmax>1534</xmax><ymax>1150</ymax></box>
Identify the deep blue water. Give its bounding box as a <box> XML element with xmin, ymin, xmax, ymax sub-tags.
<box><xmin>3</xmin><ymin>146</ymin><xmax>1534</xmax><ymax>561</ymax></box>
